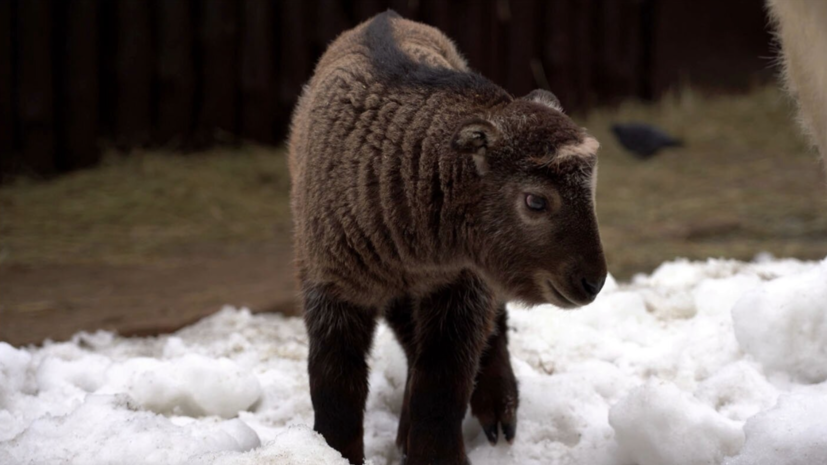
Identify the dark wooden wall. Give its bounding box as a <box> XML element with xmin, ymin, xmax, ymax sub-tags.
<box><xmin>0</xmin><ymin>0</ymin><xmax>774</xmax><ymax>178</ymax></box>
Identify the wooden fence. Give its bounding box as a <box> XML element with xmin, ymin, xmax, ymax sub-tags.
<box><xmin>0</xmin><ymin>0</ymin><xmax>774</xmax><ymax>178</ymax></box>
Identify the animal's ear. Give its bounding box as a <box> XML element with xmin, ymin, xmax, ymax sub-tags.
<box><xmin>451</xmin><ymin>119</ymin><xmax>500</xmax><ymax>175</ymax></box>
<box><xmin>524</xmin><ymin>89</ymin><xmax>562</xmax><ymax>112</ymax></box>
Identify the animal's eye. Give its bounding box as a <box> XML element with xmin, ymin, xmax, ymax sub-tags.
<box><xmin>525</xmin><ymin>194</ymin><xmax>547</xmax><ymax>212</ymax></box>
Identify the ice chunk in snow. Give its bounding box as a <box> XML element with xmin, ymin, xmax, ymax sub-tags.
<box><xmin>732</xmin><ymin>261</ymin><xmax>827</xmax><ymax>383</ymax></box>
<box><xmin>35</xmin><ymin>353</ymin><xmax>111</xmax><ymax>393</ymax></box>
<box><xmin>693</xmin><ymin>361</ymin><xmax>777</xmax><ymax>422</ymax></box>
<box><xmin>105</xmin><ymin>354</ymin><xmax>262</xmax><ymax>418</ymax></box>
<box><xmin>725</xmin><ymin>392</ymin><xmax>827</xmax><ymax>465</ymax></box>
<box><xmin>0</xmin><ymin>342</ymin><xmax>33</xmax><ymax>401</ymax></box>
<box><xmin>193</xmin><ymin>425</ymin><xmax>351</xmax><ymax>465</ymax></box>
<box><xmin>2</xmin><ymin>394</ymin><xmax>260</xmax><ymax>464</ymax></box>
<box><xmin>609</xmin><ymin>381</ymin><xmax>744</xmax><ymax>465</ymax></box>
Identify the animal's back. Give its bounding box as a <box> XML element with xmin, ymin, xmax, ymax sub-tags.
<box><xmin>287</xmin><ymin>12</ymin><xmax>502</xmax><ymax>304</ymax></box>
<box><xmin>288</xmin><ymin>12</ymin><xmax>468</xmax><ymax>179</ymax></box>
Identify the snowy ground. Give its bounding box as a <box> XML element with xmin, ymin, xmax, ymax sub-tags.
<box><xmin>2</xmin><ymin>256</ymin><xmax>827</xmax><ymax>465</ymax></box>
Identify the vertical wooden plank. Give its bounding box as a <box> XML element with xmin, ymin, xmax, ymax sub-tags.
<box><xmin>239</xmin><ymin>0</ymin><xmax>274</xmax><ymax>143</ymax></box>
<box><xmin>505</xmin><ymin>0</ymin><xmax>539</xmax><ymax>96</ymax></box>
<box><xmin>649</xmin><ymin>0</ymin><xmax>772</xmax><ymax>97</ymax></box>
<box><xmin>543</xmin><ymin>0</ymin><xmax>597</xmax><ymax>112</ymax></box>
<box><xmin>156</xmin><ymin>0</ymin><xmax>194</xmax><ymax>146</ymax></box>
<box><xmin>314</xmin><ymin>0</ymin><xmax>351</xmax><ymax>57</ymax></box>
<box><xmin>593</xmin><ymin>0</ymin><xmax>642</xmax><ymax>103</ymax></box>
<box><xmin>639</xmin><ymin>0</ymin><xmax>655</xmax><ymax>100</ymax></box>
<box><xmin>419</xmin><ymin>0</ymin><xmax>450</xmax><ymax>31</ymax></box>
<box><xmin>96</xmin><ymin>0</ymin><xmax>117</xmax><ymax>139</ymax></box>
<box><xmin>115</xmin><ymin>0</ymin><xmax>152</xmax><ymax>148</ymax></box>
<box><xmin>573</xmin><ymin>0</ymin><xmax>595</xmax><ymax>112</ymax></box>
<box><xmin>446</xmin><ymin>0</ymin><xmax>485</xmax><ymax>72</ymax></box>
<box><xmin>61</xmin><ymin>0</ymin><xmax>99</xmax><ymax>170</ymax></box>
<box><xmin>353</xmin><ymin>0</ymin><xmax>387</xmax><ymax>22</ymax></box>
<box><xmin>0</xmin><ymin>0</ymin><xmax>15</xmax><ymax>174</ymax></box>
<box><xmin>388</xmin><ymin>0</ymin><xmax>421</xmax><ymax>19</ymax></box>
<box><xmin>17</xmin><ymin>0</ymin><xmax>55</xmax><ymax>174</ymax></box>
<box><xmin>484</xmin><ymin>0</ymin><xmax>508</xmax><ymax>88</ymax></box>
<box><xmin>468</xmin><ymin>0</ymin><xmax>489</xmax><ymax>70</ymax></box>
<box><xmin>199</xmin><ymin>0</ymin><xmax>238</xmax><ymax>142</ymax></box>
<box><xmin>277</xmin><ymin>0</ymin><xmax>310</xmax><ymax>132</ymax></box>
<box><xmin>542</xmin><ymin>0</ymin><xmax>576</xmax><ymax>109</ymax></box>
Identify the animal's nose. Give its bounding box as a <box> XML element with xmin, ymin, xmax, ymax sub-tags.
<box><xmin>581</xmin><ymin>276</ymin><xmax>606</xmax><ymax>298</ymax></box>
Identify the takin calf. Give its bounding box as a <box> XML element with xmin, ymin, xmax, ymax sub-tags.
<box><xmin>288</xmin><ymin>11</ymin><xmax>607</xmax><ymax>465</ymax></box>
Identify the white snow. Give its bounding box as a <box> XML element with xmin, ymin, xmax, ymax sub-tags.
<box><xmin>1</xmin><ymin>256</ymin><xmax>827</xmax><ymax>465</ymax></box>
<box><xmin>609</xmin><ymin>381</ymin><xmax>744</xmax><ymax>465</ymax></box>
<box><xmin>732</xmin><ymin>264</ymin><xmax>827</xmax><ymax>383</ymax></box>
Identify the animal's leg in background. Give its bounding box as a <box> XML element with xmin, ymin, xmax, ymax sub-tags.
<box><xmin>303</xmin><ymin>283</ymin><xmax>378</xmax><ymax>465</ymax></box>
<box><xmin>471</xmin><ymin>303</ymin><xmax>519</xmax><ymax>445</ymax></box>
<box><xmin>384</xmin><ymin>296</ymin><xmax>417</xmax><ymax>453</ymax></box>
<box><xmin>406</xmin><ymin>272</ymin><xmax>496</xmax><ymax>464</ymax></box>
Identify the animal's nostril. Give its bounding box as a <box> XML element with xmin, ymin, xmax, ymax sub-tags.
<box><xmin>581</xmin><ymin>276</ymin><xmax>606</xmax><ymax>297</ymax></box>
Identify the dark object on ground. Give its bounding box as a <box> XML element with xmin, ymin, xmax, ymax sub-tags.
<box><xmin>288</xmin><ymin>11</ymin><xmax>607</xmax><ymax>465</ymax></box>
<box><xmin>612</xmin><ymin>123</ymin><xmax>683</xmax><ymax>158</ymax></box>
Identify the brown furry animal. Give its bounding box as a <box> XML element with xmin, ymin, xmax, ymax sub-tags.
<box><xmin>288</xmin><ymin>11</ymin><xmax>607</xmax><ymax>465</ymax></box>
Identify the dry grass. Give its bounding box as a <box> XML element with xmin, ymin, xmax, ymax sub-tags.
<box><xmin>0</xmin><ymin>145</ymin><xmax>291</xmax><ymax>266</ymax></box>
<box><xmin>1</xmin><ymin>86</ymin><xmax>826</xmax><ymax>278</ymax></box>
<box><xmin>584</xmin><ymin>86</ymin><xmax>827</xmax><ymax>278</ymax></box>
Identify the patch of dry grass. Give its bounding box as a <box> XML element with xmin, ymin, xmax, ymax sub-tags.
<box><xmin>0</xmin><ymin>145</ymin><xmax>291</xmax><ymax>265</ymax></box>
<box><xmin>584</xmin><ymin>86</ymin><xmax>827</xmax><ymax>278</ymax></box>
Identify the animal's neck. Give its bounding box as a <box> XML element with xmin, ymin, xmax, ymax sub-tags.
<box><xmin>394</xmin><ymin>90</ymin><xmax>491</xmax><ymax>267</ymax></box>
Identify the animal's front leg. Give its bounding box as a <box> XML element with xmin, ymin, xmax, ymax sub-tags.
<box><xmin>405</xmin><ymin>272</ymin><xmax>496</xmax><ymax>465</ymax></box>
<box><xmin>471</xmin><ymin>303</ymin><xmax>519</xmax><ymax>445</ymax></box>
<box><xmin>303</xmin><ymin>283</ymin><xmax>378</xmax><ymax>465</ymax></box>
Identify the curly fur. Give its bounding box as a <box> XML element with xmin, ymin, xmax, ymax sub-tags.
<box><xmin>288</xmin><ymin>11</ymin><xmax>607</xmax><ymax>464</ymax></box>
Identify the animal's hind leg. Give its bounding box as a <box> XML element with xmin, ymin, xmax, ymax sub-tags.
<box><xmin>471</xmin><ymin>303</ymin><xmax>519</xmax><ymax>445</ymax></box>
<box><xmin>384</xmin><ymin>296</ymin><xmax>417</xmax><ymax>454</ymax></box>
<box><xmin>303</xmin><ymin>283</ymin><xmax>378</xmax><ymax>465</ymax></box>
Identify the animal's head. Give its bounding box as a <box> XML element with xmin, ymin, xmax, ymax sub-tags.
<box><xmin>454</xmin><ymin>89</ymin><xmax>607</xmax><ymax>308</ymax></box>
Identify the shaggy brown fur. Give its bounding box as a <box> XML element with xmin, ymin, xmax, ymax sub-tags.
<box><xmin>289</xmin><ymin>11</ymin><xmax>607</xmax><ymax>464</ymax></box>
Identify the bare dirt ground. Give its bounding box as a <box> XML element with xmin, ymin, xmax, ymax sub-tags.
<box><xmin>0</xmin><ymin>242</ymin><xmax>296</xmax><ymax>345</ymax></box>
<box><xmin>2</xmin><ymin>87</ymin><xmax>826</xmax><ymax>346</ymax></box>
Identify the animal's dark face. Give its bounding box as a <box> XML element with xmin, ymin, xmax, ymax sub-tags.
<box><xmin>453</xmin><ymin>91</ymin><xmax>607</xmax><ymax>308</ymax></box>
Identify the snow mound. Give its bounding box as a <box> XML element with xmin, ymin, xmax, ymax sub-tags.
<box><xmin>732</xmin><ymin>262</ymin><xmax>827</xmax><ymax>383</ymax></box>
<box><xmin>725</xmin><ymin>391</ymin><xmax>827</xmax><ymax>465</ymax></box>
<box><xmin>1</xmin><ymin>257</ymin><xmax>827</xmax><ymax>464</ymax></box>
<box><xmin>105</xmin><ymin>354</ymin><xmax>262</xmax><ymax>418</ymax></box>
<box><xmin>610</xmin><ymin>381</ymin><xmax>743</xmax><ymax>465</ymax></box>
<box><xmin>3</xmin><ymin>394</ymin><xmax>259</xmax><ymax>465</ymax></box>
<box><xmin>193</xmin><ymin>425</ymin><xmax>351</xmax><ymax>465</ymax></box>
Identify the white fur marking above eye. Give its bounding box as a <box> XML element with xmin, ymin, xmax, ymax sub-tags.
<box><xmin>532</xmin><ymin>136</ymin><xmax>600</xmax><ymax>167</ymax></box>
<box><xmin>556</xmin><ymin>137</ymin><xmax>600</xmax><ymax>161</ymax></box>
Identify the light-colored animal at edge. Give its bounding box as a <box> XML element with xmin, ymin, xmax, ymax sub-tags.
<box><xmin>767</xmin><ymin>0</ymin><xmax>827</xmax><ymax>168</ymax></box>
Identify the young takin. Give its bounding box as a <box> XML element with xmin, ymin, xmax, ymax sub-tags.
<box><xmin>288</xmin><ymin>11</ymin><xmax>607</xmax><ymax>465</ymax></box>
